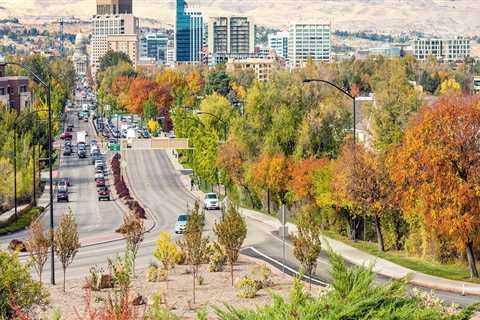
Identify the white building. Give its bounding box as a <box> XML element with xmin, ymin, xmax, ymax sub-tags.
<box><xmin>268</xmin><ymin>31</ymin><xmax>289</xmax><ymax>60</ymax></box>
<box><xmin>413</xmin><ymin>37</ymin><xmax>471</xmax><ymax>62</ymax></box>
<box><xmin>288</xmin><ymin>22</ymin><xmax>331</xmax><ymax>68</ymax></box>
<box><xmin>207</xmin><ymin>16</ymin><xmax>255</xmax><ymax>65</ymax></box>
<box><xmin>72</xmin><ymin>32</ymin><xmax>89</xmax><ymax>76</ymax></box>
<box><xmin>474</xmin><ymin>76</ymin><xmax>480</xmax><ymax>94</ymax></box>
<box><xmin>91</xmin><ymin>14</ymin><xmax>139</xmax><ymax>77</ymax></box>
<box><xmin>166</xmin><ymin>39</ymin><xmax>176</xmax><ymax>66</ymax></box>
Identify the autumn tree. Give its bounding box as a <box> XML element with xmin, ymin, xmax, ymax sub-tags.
<box><xmin>289</xmin><ymin>159</ymin><xmax>327</xmax><ymax>204</ymax></box>
<box><xmin>153</xmin><ymin>231</ymin><xmax>178</xmax><ymax>275</ymax></box>
<box><xmin>292</xmin><ymin>206</ymin><xmax>322</xmax><ymax>290</ymax></box>
<box><xmin>25</xmin><ymin>220</ymin><xmax>51</xmax><ymax>283</ymax></box>
<box><xmin>391</xmin><ymin>96</ymin><xmax>480</xmax><ymax>278</ymax></box>
<box><xmin>214</xmin><ymin>203</ymin><xmax>247</xmax><ymax>286</ymax></box>
<box><xmin>54</xmin><ymin>208</ymin><xmax>81</xmax><ymax>292</ymax></box>
<box><xmin>120</xmin><ymin>213</ymin><xmax>145</xmax><ymax>277</ymax></box>
<box><xmin>179</xmin><ymin>202</ymin><xmax>208</xmax><ymax>305</ymax></box>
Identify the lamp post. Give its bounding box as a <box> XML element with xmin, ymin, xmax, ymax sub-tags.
<box><xmin>1</xmin><ymin>61</ymin><xmax>56</xmax><ymax>285</ymax></box>
<box><xmin>195</xmin><ymin>111</ymin><xmax>228</xmax><ymax>142</ymax></box>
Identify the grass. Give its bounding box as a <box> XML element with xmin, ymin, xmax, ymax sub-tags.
<box><xmin>0</xmin><ymin>206</ymin><xmax>44</xmax><ymax>235</ymax></box>
<box><xmin>324</xmin><ymin>231</ymin><xmax>480</xmax><ymax>284</ymax></box>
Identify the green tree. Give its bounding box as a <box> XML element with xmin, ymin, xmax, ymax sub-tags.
<box><xmin>0</xmin><ymin>249</ymin><xmax>48</xmax><ymax>318</ymax></box>
<box><xmin>292</xmin><ymin>206</ymin><xmax>322</xmax><ymax>290</ymax></box>
<box><xmin>54</xmin><ymin>208</ymin><xmax>81</xmax><ymax>292</ymax></box>
<box><xmin>199</xmin><ymin>92</ymin><xmax>235</xmax><ymax>141</ymax></box>
<box><xmin>205</xmin><ymin>70</ymin><xmax>231</xmax><ymax>97</ymax></box>
<box><xmin>143</xmin><ymin>95</ymin><xmax>158</xmax><ymax>122</ymax></box>
<box><xmin>214</xmin><ymin>204</ymin><xmax>247</xmax><ymax>286</ymax></box>
<box><xmin>99</xmin><ymin>50</ymin><xmax>132</xmax><ymax>72</ymax></box>
<box><xmin>179</xmin><ymin>202</ymin><xmax>208</xmax><ymax>305</ymax></box>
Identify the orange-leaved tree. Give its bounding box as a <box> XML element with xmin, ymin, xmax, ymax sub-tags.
<box><xmin>390</xmin><ymin>96</ymin><xmax>480</xmax><ymax>278</ymax></box>
<box><xmin>289</xmin><ymin>158</ymin><xmax>328</xmax><ymax>203</ymax></box>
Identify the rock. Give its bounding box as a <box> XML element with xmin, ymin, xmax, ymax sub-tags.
<box><xmin>8</xmin><ymin>239</ymin><xmax>26</xmax><ymax>252</ymax></box>
<box><xmin>96</xmin><ymin>274</ymin><xmax>113</xmax><ymax>289</ymax></box>
<box><xmin>132</xmin><ymin>294</ymin><xmax>146</xmax><ymax>306</ymax></box>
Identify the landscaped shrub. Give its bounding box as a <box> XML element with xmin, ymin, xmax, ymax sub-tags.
<box><xmin>235</xmin><ymin>277</ymin><xmax>258</xmax><ymax>299</ymax></box>
<box><xmin>207</xmin><ymin>242</ymin><xmax>226</xmax><ymax>272</ymax></box>
<box><xmin>248</xmin><ymin>263</ymin><xmax>272</xmax><ymax>289</ymax></box>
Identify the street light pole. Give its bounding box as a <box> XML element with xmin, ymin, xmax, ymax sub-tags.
<box><xmin>13</xmin><ymin>122</ymin><xmax>17</xmax><ymax>219</ymax></box>
<box><xmin>47</xmin><ymin>83</ymin><xmax>55</xmax><ymax>286</ymax></box>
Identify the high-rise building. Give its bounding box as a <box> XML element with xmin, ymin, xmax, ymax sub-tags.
<box><xmin>288</xmin><ymin>22</ymin><xmax>331</xmax><ymax>68</ymax></box>
<box><xmin>207</xmin><ymin>16</ymin><xmax>255</xmax><ymax>65</ymax></box>
<box><xmin>139</xmin><ymin>33</ymin><xmax>169</xmax><ymax>62</ymax></box>
<box><xmin>226</xmin><ymin>58</ymin><xmax>275</xmax><ymax>82</ymax></box>
<box><xmin>175</xmin><ymin>0</ymin><xmax>204</xmax><ymax>63</ymax></box>
<box><xmin>268</xmin><ymin>31</ymin><xmax>289</xmax><ymax>60</ymax></box>
<box><xmin>91</xmin><ymin>0</ymin><xmax>139</xmax><ymax>77</ymax></box>
<box><xmin>96</xmin><ymin>0</ymin><xmax>132</xmax><ymax>15</ymax></box>
<box><xmin>413</xmin><ymin>37</ymin><xmax>470</xmax><ymax>62</ymax></box>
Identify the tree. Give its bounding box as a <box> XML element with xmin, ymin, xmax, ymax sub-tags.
<box><xmin>99</xmin><ymin>50</ymin><xmax>132</xmax><ymax>72</ymax></box>
<box><xmin>54</xmin><ymin>208</ymin><xmax>81</xmax><ymax>292</ymax></box>
<box><xmin>153</xmin><ymin>231</ymin><xmax>178</xmax><ymax>278</ymax></box>
<box><xmin>199</xmin><ymin>92</ymin><xmax>235</xmax><ymax>141</ymax></box>
<box><xmin>143</xmin><ymin>95</ymin><xmax>158</xmax><ymax>122</ymax></box>
<box><xmin>292</xmin><ymin>206</ymin><xmax>322</xmax><ymax>290</ymax></box>
<box><xmin>179</xmin><ymin>202</ymin><xmax>208</xmax><ymax>305</ymax></box>
<box><xmin>0</xmin><ymin>249</ymin><xmax>48</xmax><ymax>318</ymax></box>
<box><xmin>439</xmin><ymin>78</ymin><xmax>461</xmax><ymax>96</ymax></box>
<box><xmin>205</xmin><ymin>70</ymin><xmax>231</xmax><ymax>97</ymax></box>
<box><xmin>214</xmin><ymin>204</ymin><xmax>247</xmax><ymax>286</ymax></box>
<box><xmin>391</xmin><ymin>96</ymin><xmax>480</xmax><ymax>278</ymax></box>
<box><xmin>120</xmin><ymin>213</ymin><xmax>145</xmax><ymax>277</ymax></box>
<box><xmin>25</xmin><ymin>220</ymin><xmax>51</xmax><ymax>283</ymax></box>
<box><xmin>147</xmin><ymin>119</ymin><xmax>160</xmax><ymax>136</ymax></box>
<box><xmin>289</xmin><ymin>159</ymin><xmax>327</xmax><ymax>203</ymax></box>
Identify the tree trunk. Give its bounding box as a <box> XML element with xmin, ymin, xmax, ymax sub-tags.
<box><xmin>230</xmin><ymin>261</ymin><xmax>234</xmax><ymax>287</ymax></box>
<box><xmin>309</xmin><ymin>267</ymin><xmax>312</xmax><ymax>291</ymax></box>
<box><xmin>39</xmin><ymin>269</ymin><xmax>42</xmax><ymax>283</ymax></box>
<box><xmin>466</xmin><ymin>241</ymin><xmax>479</xmax><ymax>278</ymax></box>
<box><xmin>63</xmin><ymin>267</ymin><xmax>66</xmax><ymax>292</ymax></box>
<box><xmin>394</xmin><ymin>214</ymin><xmax>402</xmax><ymax>251</ymax></box>
<box><xmin>374</xmin><ymin>215</ymin><xmax>385</xmax><ymax>252</ymax></box>
<box><xmin>267</xmin><ymin>189</ymin><xmax>271</xmax><ymax>215</ymax></box>
<box><xmin>192</xmin><ymin>267</ymin><xmax>196</xmax><ymax>305</ymax></box>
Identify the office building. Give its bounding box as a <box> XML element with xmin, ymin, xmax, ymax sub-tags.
<box><xmin>226</xmin><ymin>58</ymin><xmax>275</xmax><ymax>82</ymax></box>
<box><xmin>166</xmin><ymin>39</ymin><xmax>176</xmax><ymax>66</ymax></box>
<box><xmin>0</xmin><ymin>64</ymin><xmax>31</xmax><ymax>112</ymax></box>
<box><xmin>175</xmin><ymin>0</ymin><xmax>204</xmax><ymax>63</ymax></box>
<box><xmin>73</xmin><ymin>32</ymin><xmax>89</xmax><ymax>76</ymax></box>
<box><xmin>413</xmin><ymin>37</ymin><xmax>471</xmax><ymax>62</ymax></box>
<box><xmin>288</xmin><ymin>22</ymin><xmax>331</xmax><ymax>68</ymax></box>
<box><xmin>140</xmin><ymin>33</ymin><xmax>168</xmax><ymax>62</ymax></box>
<box><xmin>91</xmin><ymin>6</ymin><xmax>139</xmax><ymax>76</ymax></box>
<box><xmin>355</xmin><ymin>46</ymin><xmax>401</xmax><ymax>60</ymax></box>
<box><xmin>207</xmin><ymin>16</ymin><xmax>255</xmax><ymax>65</ymax></box>
<box><xmin>96</xmin><ymin>0</ymin><xmax>132</xmax><ymax>15</ymax></box>
<box><xmin>268</xmin><ymin>31</ymin><xmax>289</xmax><ymax>60</ymax></box>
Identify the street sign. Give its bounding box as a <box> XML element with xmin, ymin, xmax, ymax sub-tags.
<box><xmin>109</xmin><ymin>143</ymin><xmax>120</xmax><ymax>151</ymax></box>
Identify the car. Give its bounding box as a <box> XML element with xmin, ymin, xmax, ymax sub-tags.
<box><xmin>174</xmin><ymin>213</ymin><xmax>189</xmax><ymax>234</ymax></box>
<box><xmin>95</xmin><ymin>162</ymin><xmax>105</xmax><ymax>171</ymax></box>
<box><xmin>96</xmin><ymin>178</ymin><xmax>106</xmax><ymax>187</ymax></box>
<box><xmin>90</xmin><ymin>139</ymin><xmax>98</xmax><ymax>148</ymax></box>
<box><xmin>60</xmin><ymin>131</ymin><xmax>72</xmax><ymax>140</ymax></box>
<box><xmin>57</xmin><ymin>190</ymin><xmax>69</xmax><ymax>202</ymax></box>
<box><xmin>203</xmin><ymin>193</ymin><xmax>220</xmax><ymax>210</ymax></box>
<box><xmin>95</xmin><ymin>171</ymin><xmax>105</xmax><ymax>181</ymax></box>
<box><xmin>64</xmin><ymin>140</ymin><xmax>72</xmax><ymax>148</ymax></box>
<box><xmin>66</xmin><ymin>126</ymin><xmax>73</xmax><ymax>132</ymax></box>
<box><xmin>78</xmin><ymin>149</ymin><xmax>86</xmax><ymax>158</ymax></box>
<box><xmin>63</xmin><ymin>146</ymin><xmax>72</xmax><ymax>156</ymax></box>
<box><xmin>58</xmin><ymin>179</ymin><xmax>68</xmax><ymax>192</ymax></box>
<box><xmin>97</xmin><ymin>186</ymin><xmax>111</xmax><ymax>201</ymax></box>
<box><xmin>91</xmin><ymin>154</ymin><xmax>102</xmax><ymax>165</ymax></box>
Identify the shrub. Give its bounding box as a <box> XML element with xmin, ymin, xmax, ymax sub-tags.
<box><xmin>207</xmin><ymin>242</ymin><xmax>226</xmax><ymax>272</ymax></box>
<box><xmin>235</xmin><ymin>277</ymin><xmax>258</xmax><ymax>299</ymax></box>
<box><xmin>146</xmin><ymin>266</ymin><xmax>158</xmax><ymax>282</ymax></box>
<box><xmin>175</xmin><ymin>247</ymin><xmax>186</xmax><ymax>265</ymax></box>
<box><xmin>154</xmin><ymin>232</ymin><xmax>178</xmax><ymax>271</ymax></box>
<box><xmin>84</xmin><ymin>265</ymin><xmax>104</xmax><ymax>291</ymax></box>
<box><xmin>248</xmin><ymin>263</ymin><xmax>272</xmax><ymax>289</ymax></box>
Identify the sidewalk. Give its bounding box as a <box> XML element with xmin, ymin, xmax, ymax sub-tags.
<box><xmin>165</xmin><ymin>149</ymin><xmax>480</xmax><ymax>297</ymax></box>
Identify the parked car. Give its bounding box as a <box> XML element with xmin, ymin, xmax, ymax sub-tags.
<box><xmin>96</xmin><ymin>178</ymin><xmax>106</xmax><ymax>188</ymax></box>
<box><xmin>174</xmin><ymin>213</ymin><xmax>189</xmax><ymax>234</ymax></box>
<box><xmin>203</xmin><ymin>193</ymin><xmax>220</xmax><ymax>210</ymax></box>
<box><xmin>57</xmin><ymin>190</ymin><xmax>69</xmax><ymax>202</ymax></box>
<box><xmin>97</xmin><ymin>186</ymin><xmax>111</xmax><ymax>201</ymax></box>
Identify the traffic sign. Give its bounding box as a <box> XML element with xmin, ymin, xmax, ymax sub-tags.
<box><xmin>109</xmin><ymin>143</ymin><xmax>120</xmax><ymax>151</ymax></box>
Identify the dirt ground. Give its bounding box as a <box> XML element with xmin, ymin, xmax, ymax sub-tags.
<box><xmin>40</xmin><ymin>256</ymin><xmax>322</xmax><ymax>319</ymax></box>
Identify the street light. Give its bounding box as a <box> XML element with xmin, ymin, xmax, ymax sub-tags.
<box><xmin>1</xmin><ymin>61</ymin><xmax>56</xmax><ymax>285</ymax></box>
<box><xmin>195</xmin><ymin>111</ymin><xmax>228</xmax><ymax>142</ymax></box>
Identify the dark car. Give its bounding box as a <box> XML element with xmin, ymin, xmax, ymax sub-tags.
<box><xmin>57</xmin><ymin>190</ymin><xmax>69</xmax><ymax>202</ymax></box>
<box><xmin>97</xmin><ymin>186</ymin><xmax>110</xmax><ymax>201</ymax></box>
<box><xmin>78</xmin><ymin>149</ymin><xmax>86</xmax><ymax>158</ymax></box>
<box><xmin>63</xmin><ymin>146</ymin><xmax>72</xmax><ymax>156</ymax></box>
<box><xmin>60</xmin><ymin>131</ymin><xmax>72</xmax><ymax>140</ymax></box>
<box><xmin>96</xmin><ymin>178</ymin><xmax>106</xmax><ymax>187</ymax></box>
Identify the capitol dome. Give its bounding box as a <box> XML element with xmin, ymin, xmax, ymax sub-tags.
<box><xmin>75</xmin><ymin>33</ymin><xmax>88</xmax><ymax>47</ymax></box>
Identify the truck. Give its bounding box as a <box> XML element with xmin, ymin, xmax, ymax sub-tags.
<box><xmin>77</xmin><ymin>131</ymin><xmax>87</xmax><ymax>146</ymax></box>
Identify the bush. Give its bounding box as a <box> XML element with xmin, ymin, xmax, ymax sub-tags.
<box><xmin>0</xmin><ymin>249</ymin><xmax>49</xmax><ymax>318</ymax></box>
<box><xmin>0</xmin><ymin>206</ymin><xmax>43</xmax><ymax>236</ymax></box>
<box><xmin>248</xmin><ymin>263</ymin><xmax>272</xmax><ymax>289</ymax></box>
<box><xmin>146</xmin><ymin>266</ymin><xmax>158</xmax><ymax>282</ymax></box>
<box><xmin>175</xmin><ymin>248</ymin><xmax>186</xmax><ymax>265</ymax></box>
<box><xmin>207</xmin><ymin>242</ymin><xmax>226</xmax><ymax>272</ymax></box>
<box><xmin>84</xmin><ymin>265</ymin><xmax>104</xmax><ymax>291</ymax></box>
<box><xmin>235</xmin><ymin>277</ymin><xmax>259</xmax><ymax>299</ymax></box>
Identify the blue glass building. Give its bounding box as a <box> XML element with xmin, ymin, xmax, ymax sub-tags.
<box><xmin>175</xmin><ymin>0</ymin><xmax>203</xmax><ymax>63</ymax></box>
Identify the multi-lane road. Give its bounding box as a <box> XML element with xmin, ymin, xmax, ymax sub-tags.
<box><xmin>0</xmin><ymin>111</ymin><xmax>478</xmax><ymax>305</ymax></box>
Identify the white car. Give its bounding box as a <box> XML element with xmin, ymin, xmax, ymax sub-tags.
<box><xmin>94</xmin><ymin>171</ymin><xmax>104</xmax><ymax>181</ymax></box>
<box><xmin>203</xmin><ymin>193</ymin><xmax>220</xmax><ymax>210</ymax></box>
<box><xmin>174</xmin><ymin>213</ymin><xmax>189</xmax><ymax>234</ymax></box>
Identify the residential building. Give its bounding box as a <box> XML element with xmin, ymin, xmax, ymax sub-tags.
<box><xmin>474</xmin><ymin>76</ymin><xmax>480</xmax><ymax>94</ymax></box>
<box><xmin>175</xmin><ymin>0</ymin><xmax>204</xmax><ymax>63</ymax></box>
<box><xmin>96</xmin><ymin>0</ymin><xmax>132</xmax><ymax>15</ymax></box>
<box><xmin>268</xmin><ymin>31</ymin><xmax>289</xmax><ymax>60</ymax></box>
<box><xmin>207</xmin><ymin>16</ymin><xmax>255</xmax><ymax>65</ymax></box>
<box><xmin>413</xmin><ymin>37</ymin><xmax>471</xmax><ymax>62</ymax></box>
<box><xmin>72</xmin><ymin>32</ymin><xmax>89</xmax><ymax>76</ymax></box>
<box><xmin>0</xmin><ymin>64</ymin><xmax>31</xmax><ymax>112</ymax></box>
<box><xmin>139</xmin><ymin>33</ymin><xmax>168</xmax><ymax>62</ymax></box>
<box><xmin>226</xmin><ymin>58</ymin><xmax>275</xmax><ymax>82</ymax></box>
<box><xmin>91</xmin><ymin>13</ymin><xmax>139</xmax><ymax>76</ymax></box>
<box><xmin>288</xmin><ymin>22</ymin><xmax>331</xmax><ymax>68</ymax></box>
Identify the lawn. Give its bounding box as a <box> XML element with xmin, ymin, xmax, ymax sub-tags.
<box><xmin>0</xmin><ymin>206</ymin><xmax>44</xmax><ymax>235</ymax></box>
<box><xmin>324</xmin><ymin>231</ymin><xmax>480</xmax><ymax>284</ymax></box>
